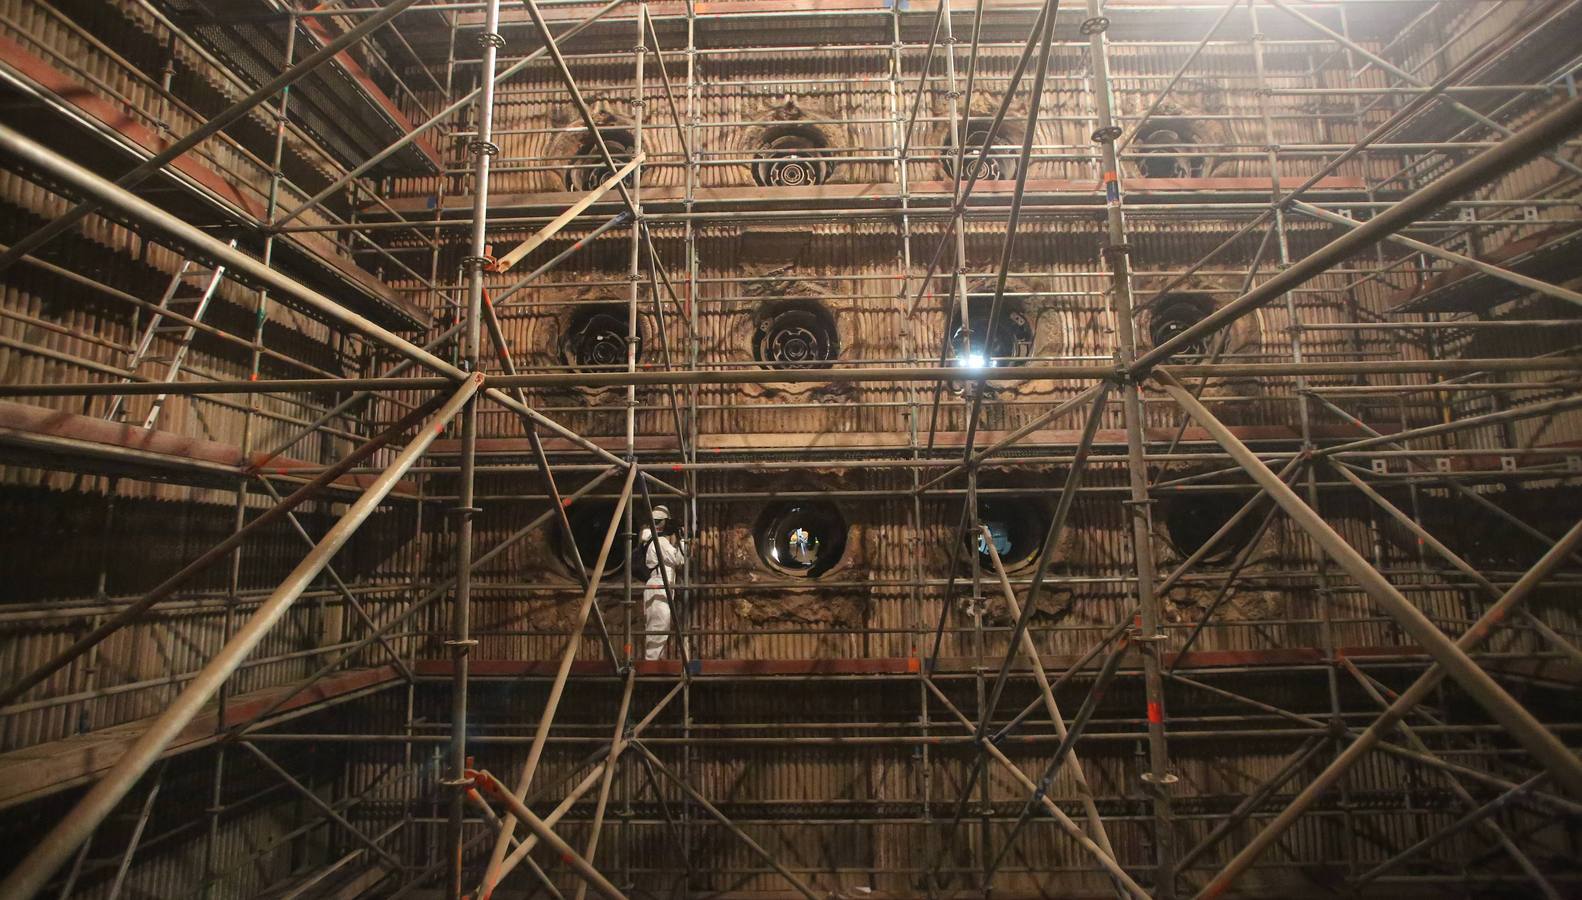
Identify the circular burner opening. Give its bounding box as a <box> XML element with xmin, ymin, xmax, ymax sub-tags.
<box><xmin>565</xmin><ymin>128</ymin><xmax>636</xmax><ymax>191</ymax></box>
<box><xmin>755</xmin><ymin>501</ymin><xmax>848</xmax><ymax>577</ymax></box>
<box><xmin>753</xmin><ymin>299</ymin><xmax>840</xmax><ymax>369</ymax></box>
<box><xmin>1165</xmin><ymin>494</ymin><xmax>1259</xmax><ymax>565</ymax></box>
<box><xmin>1135</xmin><ymin>118</ymin><xmax>1206</xmax><ymax>179</ymax></box>
<box><xmin>562</xmin><ymin>304</ymin><xmax>643</xmax><ymax>373</ymax></box>
<box><xmin>949</xmin><ymin>294</ymin><xmax>1032</xmax><ymax>369</ymax></box>
<box><xmin>752</xmin><ymin>124</ymin><xmax>835</xmax><ymax>188</ymax></box>
<box><xmin>943</xmin><ymin>118</ymin><xmax>1018</xmax><ymax>181</ymax></box>
<box><xmin>1147</xmin><ymin>292</ymin><xmax>1217</xmax><ymax>362</ymax></box>
<box><xmin>965</xmin><ymin>499</ymin><xmax>1048</xmax><ymax>572</ymax></box>
<box><xmin>557</xmin><ymin>500</ymin><xmax>627</xmax><ymax>577</ymax></box>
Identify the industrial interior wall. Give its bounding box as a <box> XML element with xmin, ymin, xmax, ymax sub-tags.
<box><xmin>0</xmin><ymin>0</ymin><xmax>1580</xmax><ymax>897</ymax></box>
<box><xmin>351</xmin><ymin>7</ymin><xmax>1582</xmax><ymax>895</ymax></box>
<box><xmin>375</xmin><ymin>6</ymin><xmax>1532</xmax><ymax>670</ymax></box>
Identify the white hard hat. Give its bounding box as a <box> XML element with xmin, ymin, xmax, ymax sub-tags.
<box><xmin>651</xmin><ymin>505</ymin><xmax>671</xmax><ymax>521</ymax></box>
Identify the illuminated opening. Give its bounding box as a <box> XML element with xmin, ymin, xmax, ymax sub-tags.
<box><xmin>566</xmin><ymin>127</ymin><xmax>636</xmax><ymax>191</ymax></box>
<box><xmin>562</xmin><ymin>304</ymin><xmax>643</xmax><ymax>373</ymax></box>
<box><xmin>752</xmin><ymin>124</ymin><xmax>835</xmax><ymax>188</ymax></box>
<box><xmin>1147</xmin><ymin>292</ymin><xmax>1217</xmax><ymax>362</ymax></box>
<box><xmin>965</xmin><ymin>498</ymin><xmax>1048</xmax><ymax>572</ymax></box>
<box><xmin>1166</xmin><ymin>494</ymin><xmax>1259</xmax><ymax>565</ymax></box>
<box><xmin>753</xmin><ymin>298</ymin><xmax>839</xmax><ymax>369</ymax></box>
<box><xmin>755</xmin><ymin>501</ymin><xmax>848</xmax><ymax>577</ymax></box>
<box><xmin>948</xmin><ymin>295</ymin><xmax>1032</xmax><ymax>369</ymax></box>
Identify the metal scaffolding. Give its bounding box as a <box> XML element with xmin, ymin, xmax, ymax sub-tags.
<box><xmin>0</xmin><ymin>0</ymin><xmax>1581</xmax><ymax>897</ymax></box>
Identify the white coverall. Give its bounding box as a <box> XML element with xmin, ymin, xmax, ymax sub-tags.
<box><xmin>640</xmin><ymin>527</ymin><xmax>686</xmax><ymax>660</ymax></box>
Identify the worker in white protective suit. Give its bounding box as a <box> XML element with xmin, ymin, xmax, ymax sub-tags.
<box><xmin>639</xmin><ymin>505</ymin><xmax>687</xmax><ymax>660</ymax></box>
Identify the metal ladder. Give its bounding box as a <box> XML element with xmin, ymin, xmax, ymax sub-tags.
<box><xmin>105</xmin><ymin>241</ymin><xmax>234</xmax><ymax>428</ymax></box>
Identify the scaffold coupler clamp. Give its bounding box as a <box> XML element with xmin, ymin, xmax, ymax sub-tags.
<box><xmin>1126</xmin><ymin>615</ymin><xmax>1166</xmax><ymax>645</ymax></box>
<box><xmin>444</xmin><ymin>759</ymin><xmax>481</xmax><ymax>789</ymax></box>
<box><xmin>1080</xmin><ymin>16</ymin><xmax>1110</xmax><ymax>35</ymax></box>
<box><xmin>1108</xmin><ymin>350</ymin><xmax>1131</xmax><ymax>386</ymax></box>
<box><xmin>1032</xmin><ymin>774</ymin><xmax>1057</xmax><ymax>802</ymax></box>
<box><xmin>461</xmin><ymin>766</ymin><xmax>499</xmax><ymax>795</ymax></box>
<box><xmin>1140</xmin><ymin>770</ymin><xmax>1179</xmax><ymax>790</ymax></box>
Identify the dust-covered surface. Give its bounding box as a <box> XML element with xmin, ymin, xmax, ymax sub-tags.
<box><xmin>715</xmin><ymin>471</ymin><xmax>870</xmax><ymax>628</ymax></box>
<box><xmin>1154</xmin><ymin>489</ymin><xmax>1292</xmax><ymax>627</ymax></box>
